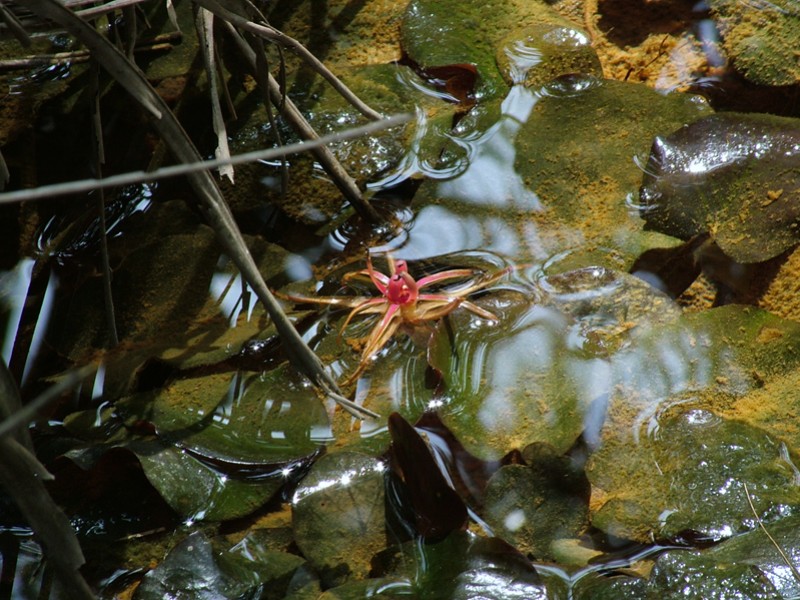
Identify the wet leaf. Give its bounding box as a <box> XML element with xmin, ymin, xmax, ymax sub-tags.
<box><xmin>132</xmin><ymin>440</ymin><xmax>284</xmax><ymax>521</ymax></box>
<box><xmin>48</xmin><ymin>447</ymin><xmax>177</xmax><ymax>539</ymax></box>
<box><xmin>118</xmin><ymin>363</ymin><xmax>329</xmax><ymax>467</ymax></box>
<box><xmin>414</xmin><ymin>411</ymin><xmax>520</xmax><ymax>510</ymax></box>
<box><xmin>318</xmin><ymin>578</ymin><xmax>414</xmax><ymax>599</ymax></box>
<box><xmin>588</xmin><ymin>306</ymin><xmax>800</xmax><ymax>542</ymax></box>
<box><xmin>514</xmin><ymin>77</ymin><xmax>710</xmax><ymax>262</ymax></box>
<box><xmin>639</xmin><ymin>112</ymin><xmax>800</xmax><ymax>263</ymax></box>
<box><xmin>406</xmin><ymin>532</ymin><xmax>546</xmax><ymax>599</ymax></box>
<box><xmin>230</xmin><ymin>61</ymin><xmax>452</xmax><ymax>222</ymax></box>
<box><xmin>484</xmin><ymin>454</ymin><xmax>589</xmax><ymax>561</ymax></box>
<box><xmin>645</xmin><ymin>547</ymin><xmax>781</xmax><ymax>599</ymax></box>
<box><xmin>428</xmin><ymin>293</ymin><xmax>603</xmax><ymax>459</ymax></box>
<box><xmin>134</xmin><ymin>530</ymin><xmax>307</xmax><ymax>600</ymax></box>
<box><xmin>539</xmin><ymin>266</ymin><xmax>683</xmax><ymax>355</ymax></box>
<box><xmin>675</xmin><ymin>512</ymin><xmax>800</xmax><ymax>598</ymax></box>
<box><xmin>428</xmin><ymin>267</ymin><xmax>680</xmax><ymax>459</ymax></box>
<box><xmin>292</xmin><ymin>451</ymin><xmax>387</xmax><ymax>586</ymax></box>
<box><xmin>572</xmin><ymin>572</ymin><xmax>648</xmax><ymax>599</ymax></box>
<box><xmin>495</xmin><ymin>24</ymin><xmax>602</xmax><ymax>89</ymax></box>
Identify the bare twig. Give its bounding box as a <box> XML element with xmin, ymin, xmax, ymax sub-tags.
<box><xmin>74</xmin><ymin>0</ymin><xmax>150</xmax><ymax>19</ymax></box>
<box><xmin>195</xmin><ymin>7</ymin><xmax>234</xmax><ymax>182</ymax></box>
<box><xmin>191</xmin><ymin>0</ymin><xmax>383</xmax><ymax>121</ymax></box>
<box><xmin>0</xmin><ymin>364</ymin><xmax>96</xmax><ymax>441</ymax></box>
<box><xmin>219</xmin><ymin>20</ymin><xmax>385</xmax><ymax>224</ymax></box>
<box><xmin>0</xmin><ymin>114</ymin><xmax>409</xmax><ymax>204</ymax></box>
<box><xmin>0</xmin><ymin>360</ymin><xmax>94</xmax><ymax>599</ymax></box>
<box><xmin>0</xmin><ymin>2</ymin><xmax>32</xmax><ymax>46</ymax></box>
<box><xmin>89</xmin><ymin>61</ymin><xmax>119</xmax><ymax>346</ymax></box>
<box><xmin>0</xmin><ymin>38</ymin><xmax>176</xmax><ymax>71</ymax></box>
<box><xmin>0</xmin><ymin>150</ymin><xmax>9</xmax><ymax>191</ymax></box>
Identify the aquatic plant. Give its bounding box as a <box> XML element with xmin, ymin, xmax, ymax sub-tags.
<box><xmin>281</xmin><ymin>253</ymin><xmax>511</xmax><ymax>384</ymax></box>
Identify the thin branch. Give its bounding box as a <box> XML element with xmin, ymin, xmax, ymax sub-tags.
<box><xmin>0</xmin><ymin>114</ymin><xmax>409</xmax><ymax>204</ymax></box>
<box><xmin>0</xmin><ymin>359</ymin><xmax>95</xmax><ymax>599</ymax></box>
<box><xmin>220</xmin><ymin>20</ymin><xmax>384</xmax><ymax>224</ymax></box>
<box><xmin>0</xmin><ymin>2</ymin><xmax>32</xmax><ymax>46</ymax></box>
<box><xmin>195</xmin><ymin>7</ymin><xmax>234</xmax><ymax>182</ymax></box>
<box><xmin>89</xmin><ymin>61</ymin><xmax>119</xmax><ymax>346</ymax></box>
<box><xmin>191</xmin><ymin>0</ymin><xmax>383</xmax><ymax>121</ymax></box>
<box><xmin>0</xmin><ymin>36</ymin><xmax>177</xmax><ymax>71</ymax></box>
<box><xmin>74</xmin><ymin>0</ymin><xmax>150</xmax><ymax>19</ymax></box>
<box><xmin>0</xmin><ymin>364</ymin><xmax>96</xmax><ymax>441</ymax></box>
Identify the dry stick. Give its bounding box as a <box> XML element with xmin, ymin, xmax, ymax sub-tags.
<box><xmin>0</xmin><ymin>2</ymin><xmax>32</xmax><ymax>46</ymax></box>
<box><xmin>249</xmin><ymin>32</ymin><xmax>288</xmax><ymax>195</ymax></box>
<box><xmin>196</xmin><ymin>7</ymin><xmax>234</xmax><ymax>183</ymax></box>
<box><xmin>73</xmin><ymin>0</ymin><xmax>150</xmax><ymax>19</ymax></box>
<box><xmin>0</xmin><ymin>41</ymin><xmax>175</xmax><ymax>70</ymax></box>
<box><xmin>89</xmin><ymin>61</ymin><xmax>119</xmax><ymax>346</ymax></box>
<box><xmin>0</xmin><ymin>361</ymin><xmax>95</xmax><ymax>600</ymax></box>
<box><xmin>744</xmin><ymin>482</ymin><xmax>800</xmax><ymax>584</ymax></box>
<box><xmin>218</xmin><ymin>19</ymin><xmax>384</xmax><ymax>224</ymax></box>
<box><xmin>25</xmin><ymin>0</ymin><xmax>379</xmax><ymax>420</ymax></box>
<box><xmin>0</xmin><ymin>116</ymin><xmax>408</xmax><ymax>204</ymax></box>
<box><xmin>192</xmin><ymin>0</ymin><xmax>381</xmax><ymax>121</ymax></box>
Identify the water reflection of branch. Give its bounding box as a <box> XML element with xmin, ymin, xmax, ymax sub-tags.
<box><xmin>743</xmin><ymin>482</ymin><xmax>800</xmax><ymax>584</ymax></box>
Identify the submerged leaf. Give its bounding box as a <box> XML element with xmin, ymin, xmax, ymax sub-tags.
<box><xmin>406</xmin><ymin>77</ymin><xmax>708</xmax><ymax>266</ymax></box>
<box><xmin>484</xmin><ymin>452</ymin><xmax>589</xmax><ymax>561</ymax></box>
<box><xmin>405</xmin><ymin>532</ymin><xmax>546</xmax><ymax>599</ymax></box>
<box><xmin>292</xmin><ymin>451</ymin><xmax>387</xmax><ymax>586</ymax></box>
<box><xmin>401</xmin><ymin>0</ymin><xmax>581</xmax><ymax>100</ymax></box>
<box><xmin>710</xmin><ymin>0</ymin><xmax>800</xmax><ymax>86</ymax></box>
<box><xmin>388</xmin><ymin>412</ymin><xmax>467</xmax><ymax>540</ymax></box>
<box><xmin>427</xmin><ymin>266</ymin><xmax>675</xmax><ymax>460</ymax></box>
<box><xmin>639</xmin><ymin>112</ymin><xmax>800</xmax><ymax>263</ymax></box>
<box><xmin>118</xmin><ymin>364</ymin><xmax>329</xmax><ymax>467</ymax></box>
<box><xmin>134</xmin><ymin>530</ymin><xmax>307</xmax><ymax>600</ymax></box>
<box><xmin>588</xmin><ymin>306</ymin><xmax>800</xmax><ymax>542</ymax></box>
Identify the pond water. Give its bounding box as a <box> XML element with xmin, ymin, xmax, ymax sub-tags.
<box><xmin>2</xmin><ymin>0</ymin><xmax>800</xmax><ymax>598</ymax></box>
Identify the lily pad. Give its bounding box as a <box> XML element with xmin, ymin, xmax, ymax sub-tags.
<box><xmin>639</xmin><ymin>112</ymin><xmax>800</xmax><ymax>263</ymax></box>
<box><xmin>710</xmin><ymin>0</ymin><xmax>800</xmax><ymax>86</ymax></box>
<box><xmin>292</xmin><ymin>451</ymin><xmax>387</xmax><ymax>586</ymax></box>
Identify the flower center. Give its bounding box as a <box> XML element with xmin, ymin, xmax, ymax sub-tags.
<box><xmin>385</xmin><ymin>263</ymin><xmax>418</xmax><ymax>306</ymax></box>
